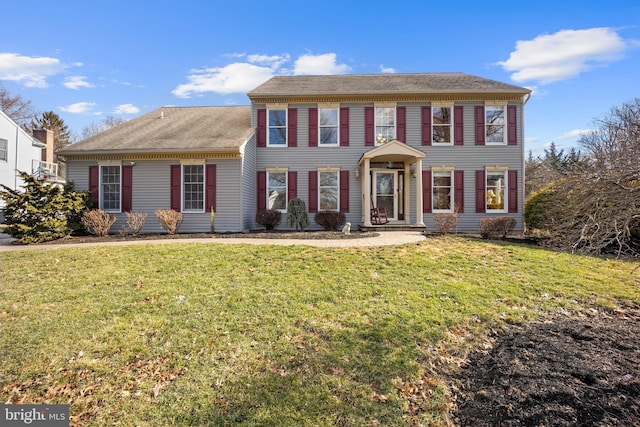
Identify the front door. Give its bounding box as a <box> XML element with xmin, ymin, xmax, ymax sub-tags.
<box><xmin>373</xmin><ymin>171</ymin><xmax>397</xmax><ymax>221</ymax></box>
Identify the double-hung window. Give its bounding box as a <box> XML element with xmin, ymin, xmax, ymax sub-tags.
<box><xmin>267</xmin><ymin>171</ymin><xmax>287</xmax><ymax>211</ymax></box>
<box><xmin>183</xmin><ymin>164</ymin><xmax>204</xmax><ymax>212</ymax></box>
<box><xmin>0</xmin><ymin>138</ymin><xmax>7</xmax><ymax>161</ymax></box>
<box><xmin>375</xmin><ymin>107</ymin><xmax>395</xmax><ymax>145</ymax></box>
<box><xmin>433</xmin><ymin>171</ymin><xmax>453</xmax><ymax>212</ymax></box>
<box><xmin>432</xmin><ymin>106</ymin><xmax>452</xmax><ymax>145</ymax></box>
<box><xmin>319</xmin><ymin>170</ymin><xmax>339</xmax><ymax>211</ymax></box>
<box><xmin>486</xmin><ymin>170</ymin><xmax>507</xmax><ymax>211</ymax></box>
<box><xmin>486</xmin><ymin>105</ymin><xmax>506</xmax><ymax>144</ymax></box>
<box><xmin>100</xmin><ymin>165</ymin><xmax>121</xmax><ymax>212</ymax></box>
<box><xmin>268</xmin><ymin>109</ymin><xmax>287</xmax><ymax>146</ymax></box>
<box><xmin>319</xmin><ymin>108</ymin><xmax>339</xmax><ymax>146</ymax></box>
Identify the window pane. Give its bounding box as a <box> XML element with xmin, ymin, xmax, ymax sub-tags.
<box><xmin>486</xmin><ymin>125</ymin><xmax>504</xmax><ymax>143</ymax></box>
<box><xmin>486</xmin><ymin>107</ymin><xmax>505</xmax><ymax>125</ymax></box>
<box><xmin>319</xmin><ymin>171</ymin><xmax>338</xmax><ymax>211</ymax></box>
<box><xmin>433</xmin><ymin>173</ymin><xmax>452</xmax><ymax>210</ymax></box>
<box><xmin>0</xmin><ymin>139</ymin><xmax>7</xmax><ymax>161</ymax></box>
<box><xmin>269</xmin><ymin>128</ymin><xmax>286</xmax><ymax>145</ymax></box>
<box><xmin>267</xmin><ymin>172</ymin><xmax>287</xmax><ymax>210</ymax></box>
<box><xmin>375</xmin><ymin>107</ymin><xmax>395</xmax><ymax>126</ymax></box>
<box><xmin>486</xmin><ymin>106</ymin><xmax>505</xmax><ymax>144</ymax></box>
<box><xmin>101</xmin><ymin>166</ymin><xmax>120</xmax><ymax>211</ymax></box>
<box><xmin>268</xmin><ymin>110</ymin><xmax>286</xmax><ymax>126</ymax></box>
<box><xmin>319</xmin><ymin>109</ymin><xmax>338</xmax><ymax>126</ymax></box>
<box><xmin>319</xmin><ymin>171</ymin><xmax>337</xmax><ymax>187</ymax></box>
<box><xmin>268</xmin><ymin>109</ymin><xmax>287</xmax><ymax>145</ymax></box>
<box><xmin>183</xmin><ymin>165</ymin><xmax>204</xmax><ymax>211</ymax></box>
<box><xmin>319</xmin><ymin>108</ymin><xmax>339</xmax><ymax>145</ymax></box>
<box><xmin>486</xmin><ymin>172</ymin><xmax>505</xmax><ymax>210</ymax></box>
<box><xmin>433</xmin><ymin>107</ymin><xmax>451</xmax><ymax>125</ymax></box>
<box><xmin>320</xmin><ymin>127</ymin><xmax>338</xmax><ymax>145</ymax></box>
<box><xmin>433</xmin><ymin>126</ymin><xmax>451</xmax><ymax>143</ymax></box>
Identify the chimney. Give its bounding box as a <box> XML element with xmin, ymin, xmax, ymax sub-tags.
<box><xmin>33</xmin><ymin>129</ymin><xmax>54</xmax><ymax>163</ymax></box>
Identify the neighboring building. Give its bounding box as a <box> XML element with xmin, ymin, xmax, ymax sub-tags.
<box><xmin>59</xmin><ymin>73</ymin><xmax>531</xmax><ymax>234</ymax></box>
<box><xmin>0</xmin><ymin>110</ymin><xmax>60</xmax><ymax>214</ymax></box>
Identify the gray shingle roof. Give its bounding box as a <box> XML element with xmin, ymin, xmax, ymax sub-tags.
<box><xmin>59</xmin><ymin>106</ymin><xmax>252</xmax><ymax>155</ymax></box>
<box><xmin>248</xmin><ymin>73</ymin><xmax>530</xmax><ymax>98</ymax></box>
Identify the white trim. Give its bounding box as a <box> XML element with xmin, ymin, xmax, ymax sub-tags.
<box><xmin>98</xmin><ymin>159</ymin><xmax>122</xmax><ymax>166</ymax></box>
<box><xmin>180</xmin><ymin>158</ymin><xmax>206</xmax><ymax>165</ymax></box>
<box><xmin>317</xmin><ymin>166</ymin><xmax>340</xmax><ymax>172</ymax></box>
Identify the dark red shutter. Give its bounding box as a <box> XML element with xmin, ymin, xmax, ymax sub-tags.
<box><xmin>454</xmin><ymin>106</ymin><xmax>464</xmax><ymax>146</ymax></box>
<box><xmin>288</xmin><ymin>108</ymin><xmax>297</xmax><ymax>147</ymax></box>
<box><xmin>170</xmin><ymin>164</ymin><xmax>181</xmax><ymax>212</ymax></box>
<box><xmin>507</xmin><ymin>105</ymin><xmax>517</xmax><ymax>145</ymax></box>
<box><xmin>122</xmin><ymin>165</ymin><xmax>132</xmax><ymax>212</ymax></box>
<box><xmin>205</xmin><ymin>164</ymin><xmax>216</xmax><ymax>213</ymax></box>
<box><xmin>475</xmin><ymin>106</ymin><xmax>485</xmax><ymax>146</ymax></box>
<box><xmin>454</xmin><ymin>170</ymin><xmax>464</xmax><ymax>213</ymax></box>
<box><xmin>365</xmin><ymin>107</ymin><xmax>374</xmax><ymax>146</ymax></box>
<box><xmin>422</xmin><ymin>170</ymin><xmax>432</xmax><ymax>213</ymax></box>
<box><xmin>396</xmin><ymin>106</ymin><xmax>406</xmax><ymax>143</ymax></box>
<box><xmin>257</xmin><ymin>109</ymin><xmax>266</xmax><ymax>147</ymax></box>
<box><xmin>475</xmin><ymin>170</ymin><xmax>486</xmax><ymax>213</ymax></box>
<box><xmin>340</xmin><ymin>170</ymin><xmax>349</xmax><ymax>213</ymax></box>
<box><xmin>308</xmin><ymin>171</ymin><xmax>318</xmax><ymax>213</ymax></box>
<box><xmin>308</xmin><ymin>108</ymin><xmax>318</xmax><ymax>147</ymax></box>
<box><xmin>340</xmin><ymin>107</ymin><xmax>349</xmax><ymax>146</ymax></box>
<box><xmin>88</xmin><ymin>165</ymin><xmax>99</xmax><ymax>209</ymax></box>
<box><xmin>257</xmin><ymin>171</ymin><xmax>266</xmax><ymax>210</ymax></box>
<box><xmin>288</xmin><ymin>171</ymin><xmax>297</xmax><ymax>201</ymax></box>
<box><xmin>508</xmin><ymin>170</ymin><xmax>518</xmax><ymax>213</ymax></box>
<box><xmin>421</xmin><ymin>106</ymin><xmax>432</xmax><ymax>146</ymax></box>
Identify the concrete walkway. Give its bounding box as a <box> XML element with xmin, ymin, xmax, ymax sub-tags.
<box><xmin>0</xmin><ymin>231</ymin><xmax>426</xmax><ymax>252</ymax></box>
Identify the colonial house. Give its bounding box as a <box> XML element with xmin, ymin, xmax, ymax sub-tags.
<box><xmin>0</xmin><ymin>110</ymin><xmax>60</xmax><ymax>216</ymax></box>
<box><xmin>59</xmin><ymin>73</ymin><xmax>531</xmax><ymax>234</ymax></box>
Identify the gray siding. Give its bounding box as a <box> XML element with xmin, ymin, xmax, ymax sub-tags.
<box><xmin>240</xmin><ymin>135</ymin><xmax>257</xmax><ymax>231</ymax></box>
<box><xmin>253</xmin><ymin>102</ymin><xmax>526</xmax><ymax>232</ymax></box>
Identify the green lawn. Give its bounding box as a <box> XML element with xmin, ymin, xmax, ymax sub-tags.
<box><xmin>1</xmin><ymin>237</ymin><xmax>638</xmax><ymax>426</ymax></box>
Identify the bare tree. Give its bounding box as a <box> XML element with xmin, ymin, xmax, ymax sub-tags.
<box><xmin>0</xmin><ymin>85</ymin><xmax>36</xmax><ymax>127</ymax></box>
<box><xmin>80</xmin><ymin>116</ymin><xmax>126</xmax><ymax>139</ymax></box>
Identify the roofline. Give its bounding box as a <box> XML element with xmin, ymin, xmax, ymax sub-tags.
<box><xmin>60</xmin><ymin>147</ymin><xmax>243</xmax><ymax>161</ymax></box>
<box><xmin>248</xmin><ymin>92</ymin><xmax>531</xmax><ymax>104</ymax></box>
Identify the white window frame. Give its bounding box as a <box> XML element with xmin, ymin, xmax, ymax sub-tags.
<box><xmin>319</xmin><ymin>107</ymin><xmax>339</xmax><ymax>146</ymax></box>
<box><xmin>375</xmin><ymin>106</ymin><xmax>396</xmax><ymax>145</ymax></box>
<box><xmin>485</xmin><ymin>103</ymin><xmax>507</xmax><ymax>145</ymax></box>
<box><xmin>432</xmin><ymin>169</ymin><xmax>454</xmax><ymax>212</ymax></box>
<box><xmin>0</xmin><ymin>138</ymin><xmax>7</xmax><ymax>162</ymax></box>
<box><xmin>99</xmin><ymin>164</ymin><xmax>122</xmax><ymax>213</ymax></box>
<box><xmin>266</xmin><ymin>168</ymin><xmax>288</xmax><ymax>212</ymax></box>
<box><xmin>182</xmin><ymin>163</ymin><xmax>205</xmax><ymax>213</ymax></box>
<box><xmin>318</xmin><ymin>168</ymin><xmax>340</xmax><ymax>211</ymax></box>
<box><xmin>432</xmin><ymin>103</ymin><xmax>454</xmax><ymax>146</ymax></box>
<box><xmin>267</xmin><ymin>108</ymin><xmax>287</xmax><ymax>147</ymax></box>
<box><xmin>486</xmin><ymin>167</ymin><xmax>508</xmax><ymax>212</ymax></box>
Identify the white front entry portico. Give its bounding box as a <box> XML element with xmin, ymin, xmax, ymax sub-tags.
<box><xmin>358</xmin><ymin>140</ymin><xmax>426</xmax><ymax>227</ymax></box>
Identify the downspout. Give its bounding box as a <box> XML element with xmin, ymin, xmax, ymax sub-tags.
<box><xmin>14</xmin><ymin>124</ymin><xmax>19</xmax><ymax>189</ymax></box>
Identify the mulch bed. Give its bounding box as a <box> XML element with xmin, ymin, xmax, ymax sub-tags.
<box><xmin>451</xmin><ymin>307</ymin><xmax>640</xmax><ymax>426</ymax></box>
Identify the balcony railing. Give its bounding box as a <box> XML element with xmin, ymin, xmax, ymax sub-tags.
<box><xmin>32</xmin><ymin>160</ymin><xmax>59</xmax><ymax>181</ymax></box>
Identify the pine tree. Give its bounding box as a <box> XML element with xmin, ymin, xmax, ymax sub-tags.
<box><xmin>31</xmin><ymin>111</ymin><xmax>72</xmax><ymax>150</ymax></box>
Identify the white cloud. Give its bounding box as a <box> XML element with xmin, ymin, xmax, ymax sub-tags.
<box><xmin>0</xmin><ymin>52</ymin><xmax>64</xmax><ymax>88</ymax></box>
<box><xmin>64</xmin><ymin>75</ymin><xmax>94</xmax><ymax>90</ymax></box>
<box><xmin>557</xmin><ymin>129</ymin><xmax>592</xmax><ymax>140</ymax></box>
<box><xmin>499</xmin><ymin>28</ymin><xmax>632</xmax><ymax>84</ymax></box>
<box><xmin>172</xmin><ymin>53</ymin><xmax>350</xmax><ymax>98</ymax></box>
<box><xmin>293</xmin><ymin>53</ymin><xmax>351</xmax><ymax>75</ymax></box>
<box><xmin>113</xmin><ymin>104</ymin><xmax>140</xmax><ymax>114</ymax></box>
<box><xmin>60</xmin><ymin>102</ymin><xmax>96</xmax><ymax>114</ymax></box>
<box><xmin>380</xmin><ymin>65</ymin><xmax>396</xmax><ymax>74</ymax></box>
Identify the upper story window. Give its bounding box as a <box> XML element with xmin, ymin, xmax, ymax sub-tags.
<box><xmin>486</xmin><ymin>105</ymin><xmax>506</xmax><ymax>144</ymax></box>
<box><xmin>319</xmin><ymin>170</ymin><xmax>339</xmax><ymax>211</ymax></box>
<box><xmin>433</xmin><ymin>170</ymin><xmax>453</xmax><ymax>212</ymax></box>
<box><xmin>375</xmin><ymin>107</ymin><xmax>395</xmax><ymax>145</ymax></box>
<box><xmin>486</xmin><ymin>170</ymin><xmax>507</xmax><ymax>211</ymax></box>
<box><xmin>183</xmin><ymin>164</ymin><xmax>204</xmax><ymax>212</ymax></box>
<box><xmin>100</xmin><ymin>165</ymin><xmax>121</xmax><ymax>212</ymax></box>
<box><xmin>319</xmin><ymin>108</ymin><xmax>339</xmax><ymax>146</ymax></box>
<box><xmin>268</xmin><ymin>109</ymin><xmax>287</xmax><ymax>146</ymax></box>
<box><xmin>433</xmin><ymin>106</ymin><xmax>452</xmax><ymax>145</ymax></box>
<box><xmin>0</xmin><ymin>138</ymin><xmax>7</xmax><ymax>161</ymax></box>
<box><xmin>267</xmin><ymin>171</ymin><xmax>287</xmax><ymax>211</ymax></box>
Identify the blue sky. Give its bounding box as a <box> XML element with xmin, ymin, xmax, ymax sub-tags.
<box><xmin>1</xmin><ymin>0</ymin><xmax>639</xmax><ymax>155</ymax></box>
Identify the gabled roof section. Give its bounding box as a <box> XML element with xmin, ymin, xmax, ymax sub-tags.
<box><xmin>359</xmin><ymin>139</ymin><xmax>426</xmax><ymax>164</ymax></box>
<box><xmin>248</xmin><ymin>73</ymin><xmax>530</xmax><ymax>103</ymax></box>
<box><xmin>59</xmin><ymin>106</ymin><xmax>253</xmax><ymax>156</ymax></box>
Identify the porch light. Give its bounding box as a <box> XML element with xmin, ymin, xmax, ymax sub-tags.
<box><xmin>355</xmin><ymin>168</ymin><xmax>360</xmax><ymax>178</ymax></box>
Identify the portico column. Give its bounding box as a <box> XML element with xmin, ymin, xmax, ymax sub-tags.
<box><xmin>415</xmin><ymin>159</ymin><xmax>425</xmax><ymax>226</ymax></box>
<box><xmin>404</xmin><ymin>162</ymin><xmax>411</xmax><ymax>225</ymax></box>
<box><xmin>363</xmin><ymin>159</ymin><xmax>372</xmax><ymax>227</ymax></box>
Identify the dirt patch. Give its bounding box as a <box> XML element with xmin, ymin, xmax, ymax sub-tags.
<box><xmin>451</xmin><ymin>307</ymin><xmax>640</xmax><ymax>426</ymax></box>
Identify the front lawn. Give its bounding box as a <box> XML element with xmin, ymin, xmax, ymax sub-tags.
<box><xmin>1</xmin><ymin>237</ymin><xmax>638</xmax><ymax>426</ymax></box>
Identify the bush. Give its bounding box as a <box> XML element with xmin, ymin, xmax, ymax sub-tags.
<box><xmin>315</xmin><ymin>210</ymin><xmax>346</xmax><ymax>231</ymax></box>
<box><xmin>82</xmin><ymin>209</ymin><xmax>117</xmax><ymax>237</ymax></box>
<box><xmin>524</xmin><ymin>184</ymin><xmax>558</xmax><ymax>231</ymax></box>
<box><xmin>287</xmin><ymin>199</ymin><xmax>309</xmax><ymax>231</ymax></box>
<box><xmin>434</xmin><ymin>212</ymin><xmax>459</xmax><ymax>234</ymax></box>
<box><xmin>256</xmin><ymin>209</ymin><xmax>281</xmax><ymax>231</ymax></box>
<box><xmin>156</xmin><ymin>209</ymin><xmax>183</xmax><ymax>234</ymax></box>
<box><xmin>120</xmin><ymin>211</ymin><xmax>148</xmax><ymax>236</ymax></box>
<box><xmin>0</xmin><ymin>172</ymin><xmax>89</xmax><ymax>244</ymax></box>
<box><xmin>479</xmin><ymin>216</ymin><xmax>516</xmax><ymax>239</ymax></box>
